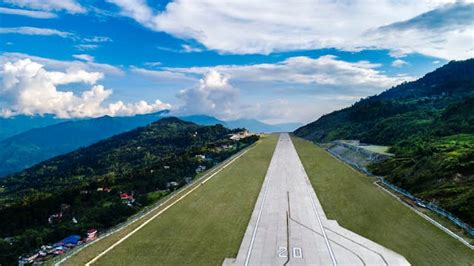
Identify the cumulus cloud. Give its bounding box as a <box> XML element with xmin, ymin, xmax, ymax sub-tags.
<box><xmin>0</xmin><ymin>27</ymin><xmax>73</xmax><ymax>38</ymax></box>
<box><xmin>0</xmin><ymin>7</ymin><xmax>56</xmax><ymax>18</ymax></box>
<box><xmin>0</xmin><ymin>59</ymin><xmax>170</xmax><ymax>118</ymax></box>
<box><xmin>135</xmin><ymin>55</ymin><xmax>414</xmax><ymax>122</ymax></box>
<box><xmin>4</xmin><ymin>0</ymin><xmax>85</xmax><ymax>14</ymax></box>
<box><xmin>176</xmin><ymin>70</ymin><xmax>238</xmax><ymax>119</ymax></box>
<box><xmin>106</xmin><ymin>0</ymin><xmax>471</xmax><ymax>60</ymax></box>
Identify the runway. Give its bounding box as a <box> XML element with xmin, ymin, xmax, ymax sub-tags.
<box><xmin>224</xmin><ymin>133</ymin><xmax>410</xmax><ymax>266</ymax></box>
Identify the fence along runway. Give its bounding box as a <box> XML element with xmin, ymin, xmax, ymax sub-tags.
<box><xmin>224</xmin><ymin>133</ymin><xmax>410</xmax><ymax>266</ymax></box>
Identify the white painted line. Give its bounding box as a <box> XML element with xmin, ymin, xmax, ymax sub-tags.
<box><xmin>244</xmin><ymin>137</ymin><xmax>279</xmax><ymax>266</ymax></box>
<box><xmin>85</xmin><ymin>146</ymin><xmax>254</xmax><ymax>266</ymax></box>
<box><xmin>291</xmin><ymin>137</ymin><xmax>338</xmax><ymax>266</ymax></box>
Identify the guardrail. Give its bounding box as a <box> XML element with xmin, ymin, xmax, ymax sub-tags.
<box><xmin>379</xmin><ymin>177</ymin><xmax>474</xmax><ymax>237</ymax></box>
<box><xmin>326</xmin><ymin>146</ymin><xmax>474</xmax><ymax>238</ymax></box>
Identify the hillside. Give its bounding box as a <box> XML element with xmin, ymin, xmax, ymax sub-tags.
<box><xmin>0</xmin><ymin>117</ymin><xmax>258</xmax><ymax>265</ymax></box>
<box><xmin>294</xmin><ymin>59</ymin><xmax>474</xmax><ymax>225</ymax></box>
<box><xmin>0</xmin><ymin>111</ymin><xmax>169</xmax><ymax>178</ymax></box>
<box><xmin>294</xmin><ymin>59</ymin><xmax>474</xmax><ymax>144</ymax></box>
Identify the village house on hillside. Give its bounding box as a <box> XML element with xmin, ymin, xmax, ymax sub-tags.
<box><xmin>229</xmin><ymin>130</ymin><xmax>253</xmax><ymax>140</ymax></box>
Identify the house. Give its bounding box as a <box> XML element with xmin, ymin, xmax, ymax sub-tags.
<box><xmin>195</xmin><ymin>165</ymin><xmax>206</xmax><ymax>173</ymax></box>
<box><xmin>48</xmin><ymin>212</ymin><xmax>62</xmax><ymax>224</ymax></box>
<box><xmin>86</xmin><ymin>228</ymin><xmax>98</xmax><ymax>242</ymax></box>
<box><xmin>166</xmin><ymin>181</ymin><xmax>179</xmax><ymax>188</ymax></box>
<box><xmin>119</xmin><ymin>193</ymin><xmax>133</xmax><ymax>200</ymax></box>
<box><xmin>195</xmin><ymin>154</ymin><xmax>206</xmax><ymax>160</ymax></box>
<box><xmin>229</xmin><ymin>130</ymin><xmax>252</xmax><ymax>140</ymax></box>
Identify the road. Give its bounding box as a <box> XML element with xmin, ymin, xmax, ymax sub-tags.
<box><xmin>224</xmin><ymin>133</ymin><xmax>410</xmax><ymax>266</ymax></box>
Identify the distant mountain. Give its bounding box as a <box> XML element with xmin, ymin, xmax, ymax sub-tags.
<box><xmin>226</xmin><ymin>119</ymin><xmax>302</xmax><ymax>133</ymax></box>
<box><xmin>178</xmin><ymin>115</ymin><xmax>226</xmax><ymax>126</ymax></box>
<box><xmin>0</xmin><ymin>114</ymin><xmax>67</xmax><ymax>141</ymax></box>
<box><xmin>178</xmin><ymin>115</ymin><xmax>302</xmax><ymax>133</ymax></box>
<box><xmin>0</xmin><ymin>111</ymin><xmax>169</xmax><ymax>177</ymax></box>
<box><xmin>294</xmin><ymin>59</ymin><xmax>474</xmax><ymax>225</ymax></box>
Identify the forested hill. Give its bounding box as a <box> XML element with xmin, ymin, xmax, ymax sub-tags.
<box><xmin>0</xmin><ymin>117</ymin><xmax>257</xmax><ymax>264</ymax></box>
<box><xmin>294</xmin><ymin>59</ymin><xmax>474</xmax><ymax>144</ymax></box>
<box><xmin>294</xmin><ymin>59</ymin><xmax>474</xmax><ymax>226</ymax></box>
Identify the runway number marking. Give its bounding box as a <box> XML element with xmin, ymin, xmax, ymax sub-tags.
<box><xmin>293</xmin><ymin>247</ymin><xmax>303</xmax><ymax>259</ymax></box>
<box><xmin>277</xmin><ymin>247</ymin><xmax>302</xmax><ymax>259</ymax></box>
<box><xmin>277</xmin><ymin>247</ymin><xmax>287</xmax><ymax>258</ymax></box>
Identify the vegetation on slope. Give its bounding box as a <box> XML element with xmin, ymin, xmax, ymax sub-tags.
<box><xmin>294</xmin><ymin>59</ymin><xmax>474</xmax><ymax>225</ymax></box>
<box><xmin>292</xmin><ymin>137</ymin><xmax>474</xmax><ymax>265</ymax></box>
<box><xmin>0</xmin><ymin>117</ymin><xmax>258</xmax><ymax>265</ymax></box>
<box><xmin>0</xmin><ymin>111</ymin><xmax>168</xmax><ymax>178</ymax></box>
<box><xmin>65</xmin><ymin>135</ymin><xmax>278</xmax><ymax>266</ymax></box>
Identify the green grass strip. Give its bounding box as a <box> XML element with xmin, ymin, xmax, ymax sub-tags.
<box><xmin>291</xmin><ymin>136</ymin><xmax>474</xmax><ymax>266</ymax></box>
<box><xmin>65</xmin><ymin>135</ymin><xmax>278</xmax><ymax>266</ymax></box>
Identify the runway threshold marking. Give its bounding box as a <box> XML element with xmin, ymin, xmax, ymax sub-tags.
<box><xmin>84</xmin><ymin>146</ymin><xmax>254</xmax><ymax>266</ymax></box>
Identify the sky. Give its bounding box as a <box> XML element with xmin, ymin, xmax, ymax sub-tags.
<box><xmin>0</xmin><ymin>0</ymin><xmax>472</xmax><ymax>124</ymax></box>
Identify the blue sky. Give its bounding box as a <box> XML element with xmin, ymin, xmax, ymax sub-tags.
<box><xmin>0</xmin><ymin>0</ymin><xmax>472</xmax><ymax>123</ymax></box>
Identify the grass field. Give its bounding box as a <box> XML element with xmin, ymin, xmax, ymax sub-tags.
<box><xmin>64</xmin><ymin>134</ymin><xmax>278</xmax><ymax>266</ymax></box>
<box><xmin>291</xmin><ymin>136</ymin><xmax>474</xmax><ymax>266</ymax></box>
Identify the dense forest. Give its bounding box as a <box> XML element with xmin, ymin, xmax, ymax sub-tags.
<box><xmin>294</xmin><ymin>59</ymin><xmax>474</xmax><ymax>226</ymax></box>
<box><xmin>0</xmin><ymin>117</ymin><xmax>258</xmax><ymax>265</ymax></box>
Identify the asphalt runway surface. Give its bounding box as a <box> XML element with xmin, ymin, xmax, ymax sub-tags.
<box><xmin>224</xmin><ymin>133</ymin><xmax>410</xmax><ymax>266</ymax></box>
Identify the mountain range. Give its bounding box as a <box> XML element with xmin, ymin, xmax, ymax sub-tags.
<box><xmin>0</xmin><ymin>112</ymin><xmax>301</xmax><ymax>177</ymax></box>
<box><xmin>294</xmin><ymin>59</ymin><xmax>474</xmax><ymax>225</ymax></box>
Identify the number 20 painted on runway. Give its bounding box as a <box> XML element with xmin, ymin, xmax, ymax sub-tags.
<box><xmin>277</xmin><ymin>247</ymin><xmax>303</xmax><ymax>259</ymax></box>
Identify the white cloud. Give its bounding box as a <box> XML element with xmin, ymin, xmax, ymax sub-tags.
<box><xmin>4</xmin><ymin>0</ymin><xmax>85</xmax><ymax>14</ymax></box>
<box><xmin>163</xmin><ymin>55</ymin><xmax>410</xmax><ymax>90</ymax></box>
<box><xmin>0</xmin><ymin>7</ymin><xmax>56</xmax><ymax>18</ymax></box>
<box><xmin>392</xmin><ymin>59</ymin><xmax>408</xmax><ymax>67</ymax></box>
<box><xmin>144</xmin><ymin>61</ymin><xmax>162</xmax><ymax>67</ymax></box>
<box><xmin>107</xmin><ymin>0</ymin><xmax>471</xmax><ymax>60</ymax></box>
<box><xmin>175</xmin><ymin>70</ymin><xmax>239</xmax><ymax>119</ymax></box>
<box><xmin>181</xmin><ymin>44</ymin><xmax>202</xmax><ymax>53</ymax></box>
<box><xmin>73</xmin><ymin>54</ymin><xmax>95</xmax><ymax>62</ymax></box>
<box><xmin>130</xmin><ymin>66</ymin><xmax>197</xmax><ymax>84</ymax></box>
<box><xmin>0</xmin><ymin>59</ymin><xmax>170</xmax><ymax>118</ymax></box>
<box><xmin>82</xmin><ymin>36</ymin><xmax>113</xmax><ymax>43</ymax></box>
<box><xmin>0</xmin><ymin>27</ymin><xmax>73</xmax><ymax>38</ymax></box>
<box><xmin>1</xmin><ymin>52</ymin><xmax>124</xmax><ymax>76</ymax></box>
<box><xmin>135</xmin><ymin>55</ymin><xmax>414</xmax><ymax>123</ymax></box>
<box><xmin>75</xmin><ymin>44</ymin><xmax>99</xmax><ymax>51</ymax></box>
